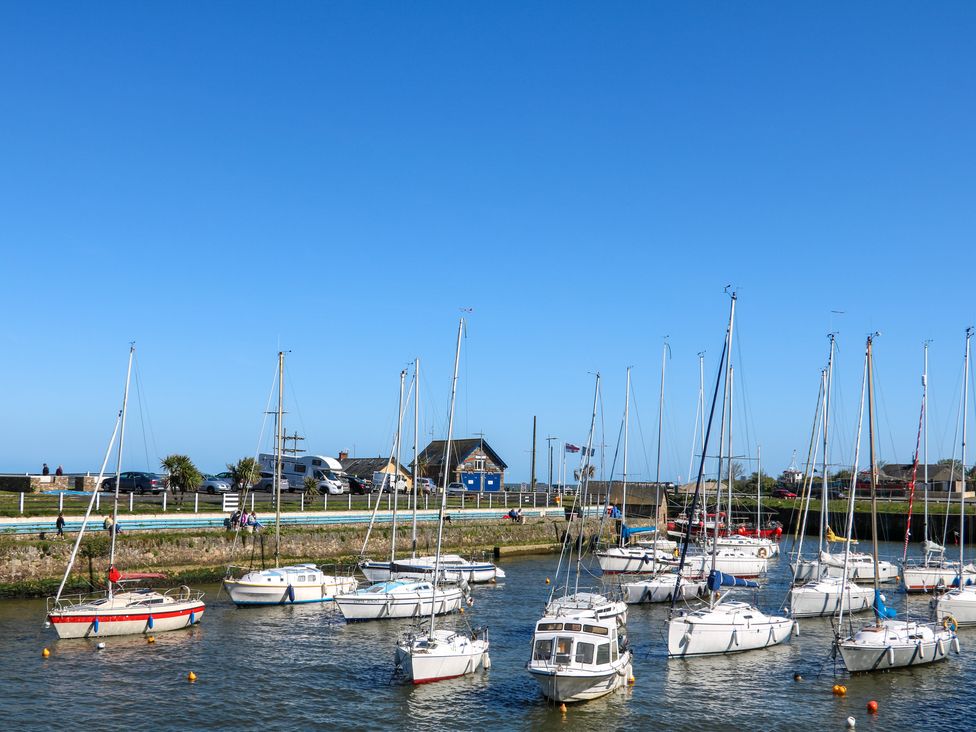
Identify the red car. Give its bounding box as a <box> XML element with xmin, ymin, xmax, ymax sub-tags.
<box><xmin>772</xmin><ymin>487</ymin><xmax>798</xmax><ymax>499</ymax></box>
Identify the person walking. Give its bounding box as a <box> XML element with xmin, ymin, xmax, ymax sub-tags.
<box><xmin>56</xmin><ymin>512</ymin><xmax>66</xmax><ymax>539</ymax></box>
<box><xmin>42</xmin><ymin>463</ymin><xmax>50</xmax><ymax>476</ymax></box>
<box><xmin>55</xmin><ymin>465</ymin><xmax>63</xmax><ymax>477</ymax></box>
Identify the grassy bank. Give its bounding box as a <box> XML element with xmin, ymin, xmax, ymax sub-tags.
<box><xmin>0</xmin><ymin>516</ymin><xmax>618</xmax><ymax>598</ymax></box>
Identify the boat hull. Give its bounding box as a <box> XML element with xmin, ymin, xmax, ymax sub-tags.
<box><xmin>788</xmin><ymin>580</ymin><xmax>874</xmax><ymax>618</ymax></box>
<box><xmin>48</xmin><ymin>601</ymin><xmax>204</xmax><ymax>639</ymax></box>
<box><xmin>336</xmin><ymin>587</ymin><xmax>463</xmax><ymax>621</ymax></box>
<box><xmin>838</xmin><ymin>621</ymin><xmax>957</xmax><ymax>672</ymax></box>
<box><xmin>224</xmin><ymin>576</ymin><xmax>358</xmax><ymax>606</ymax></box>
<box><xmin>361</xmin><ymin>559</ymin><xmax>502</xmax><ymax>584</ymax></box>
<box><xmin>527</xmin><ymin>655</ymin><xmax>632</xmax><ymax>703</ymax></box>
<box><xmin>667</xmin><ymin>603</ymin><xmax>793</xmax><ymax>657</ymax></box>
<box><xmin>932</xmin><ymin>586</ymin><xmax>976</xmax><ymax>626</ymax></box>
<box><xmin>622</xmin><ymin>576</ymin><xmax>706</xmax><ymax>604</ymax></box>
<box><xmin>396</xmin><ymin>633</ymin><xmax>490</xmax><ymax>683</ymax></box>
<box><xmin>596</xmin><ymin>548</ymin><xmax>672</xmax><ymax>574</ymax></box>
<box><xmin>902</xmin><ymin>565</ymin><xmax>976</xmax><ymax>593</ymax></box>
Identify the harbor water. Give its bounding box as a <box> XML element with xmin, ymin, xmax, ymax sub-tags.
<box><xmin>0</xmin><ymin>542</ymin><xmax>964</xmax><ymax>730</ymax></box>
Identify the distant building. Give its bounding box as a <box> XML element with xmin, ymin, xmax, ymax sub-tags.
<box><xmin>338</xmin><ymin>452</ymin><xmax>412</xmax><ymax>490</ymax></box>
<box><xmin>856</xmin><ymin>463</ymin><xmax>968</xmax><ymax>495</ymax></box>
<box><xmin>413</xmin><ymin>438</ymin><xmax>507</xmax><ymax>491</ymax></box>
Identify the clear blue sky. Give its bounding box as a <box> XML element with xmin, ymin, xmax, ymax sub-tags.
<box><xmin>2</xmin><ymin>2</ymin><xmax>974</xmax><ymax>481</ymax></box>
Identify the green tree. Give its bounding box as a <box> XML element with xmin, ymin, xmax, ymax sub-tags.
<box><xmin>303</xmin><ymin>475</ymin><xmax>320</xmax><ymax>499</ymax></box>
<box><xmin>226</xmin><ymin>457</ymin><xmax>261</xmax><ymax>492</ymax></box>
<box><xmin>160</xmin><ymin>454</ymin><xmax>202</xmax><ymax>507</ymax></box>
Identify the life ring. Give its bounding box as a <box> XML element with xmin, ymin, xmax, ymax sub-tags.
<box><xmin>943</xmin><ymin>614</ymin><xmax>958</xmax><ymax>632</ymax></box>
<box><xmin>757</xmin><ymin>548</ymin><xmax>768</xmax><ymax>559</ymax></box>
<box><xmin>672</xmin><ymin>548</ymin><xmax>680</xmax><ymax>559</ymax></box>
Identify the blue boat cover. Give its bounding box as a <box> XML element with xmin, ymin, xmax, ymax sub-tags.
<box><xmin>621</xmin><ymin>525</ymin><xmax>657</xmax><ymax>541</ymax></box>
<box><xmin>950</xmin><ymin>576</ymin><xmax>974</xmax><ymax>587</ymax></box>
<box><xmin>873</xmin><ymin>589</ymin><xmax>897</xmax><ymax>619</ymax></box>
<box><xmin>707</xmin><ymin>569</ymin><xmax>758</xmax><ymax>592</ymax></box>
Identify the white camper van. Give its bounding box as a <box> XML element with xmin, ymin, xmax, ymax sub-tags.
<box><xmin>258</xmin><ymin>454</ymin><xmax>345</xmax><ymax>495</ymax></box>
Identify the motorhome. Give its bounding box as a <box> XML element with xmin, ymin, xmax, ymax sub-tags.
<box><xmin>258</xmin><ymin>453</ymin><xmax>345</xmax><ymax>495</ymax></box>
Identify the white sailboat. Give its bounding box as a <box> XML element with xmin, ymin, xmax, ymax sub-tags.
<box><xmin>224</xmin><ymin>352</ymin><xmax>356</xmax><ymax>606</ymax></box>
<box><xmin>931</xmin><ymin>328</ymin><xmax>976</xmax><ymax>626</ymax></box>
<box><xmin>47</xmin><ymin>346</ymin><xmax>206</xmax><ymax>639</ymax></box>
<box><xmin>667</xmin><ymin>292</ymin><xmax>792</xmax><ymax>658</ymax></box>
<box><xmin>395</xmin><ymin>317</ymin><xmax>490</xmax><ymax>683</ymax></box>
<box><xmin>836</xmin><ymin>334</ymin><xmax>958</xmax><ymax>672</ymax></box>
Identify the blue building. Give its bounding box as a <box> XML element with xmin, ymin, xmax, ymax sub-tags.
<box><xmin>413</xmin><ymin>438</ymin><xmax>507</xmax><ymax>492</ymax></box>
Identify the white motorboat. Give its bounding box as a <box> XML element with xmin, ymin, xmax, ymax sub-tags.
<box><xmin>396</xmin><ymin>626</ymin><xmax>490</xmax><ymax>683</ymax></box>
<box><xmin>931</xmin><ymin>585</ymin><xmax>976</xmax><ymax>626</ymax></box>
<box><xmin>47</xmin><ymin>586</ymin><xmax>204</xmax><ymax>639</ymax></box>
<box><xmin>526</xmin><ymin>614</ymin><xmax>632</xmax><ymax>703</ymax></box>
<box><xmin>335</xmin><ymin>579</ymin><xmax>464</xmax><ymax>622</ymax></box>
<box><xmin>546</xmin><ymin>592</ymin><xmax>628</xmax><ymax>625</ymax></box>
<box><xmin>837</xmin><ymin>617</ymin><xmax>958</xmax><ymax>672</ymax></box>
<box><xmin>361</xmin><ymin>555</ymin><xmax>505</xmax><ymax>584</ymax></box>
<box><xmin>223</xmin><ymin>564</ymin><xmax>357</xmax><ymax>606</ymax></box>
<box><xmin>622</xmin><ymin>573</ymin><xmax>706</xmax><ymax>605</ymax></box>
<box><xmin>595</xmin><ymin>546</ymin><xmax>674</xmax><ymax>574</ymax></box>
<box><xmin>793</xmin><ymin>551</ymin><xmax>898</xmax><ymax>583</ymax></box>
<box><xmin>668</xmin><ymin>596</ymin><xmax>793</xmax><ymax>658</ymax></box>
<box><xmin>788</xmin><ymin>576</ymin><xmax>873</xmax><ymax>618</ymax></box>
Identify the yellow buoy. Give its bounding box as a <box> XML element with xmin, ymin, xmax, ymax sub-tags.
<box><xmin>147</xmin><ymin>636</ymin><xmax>156</xmax><ymax>644</ymax></box>
<box><xmin>42</xmin><ymin>647</ymin><xmax>51</xmax><ymax>658</ymax></box>
<box><xmin>545</xmin><ymin>577</ymin><xmax>551</xmax><ymax>585</ymax></box>
<box><xmin>187</xmin><ymin>671</ymin><xmax>197</xmax><ymax>683</ymax></box>
<box><xmin>628</xmin><ymin>675</ymin><xmax>635</xmax><ymax>685</ymax></box>
<box><xmin>559</xmin><ymin>703</ymin><xmax>567</xmax><ymax>714</ymax></box>
<box><xmin>459</xmin><ymin>607</ymin><xmax>465</xmax><ymax>615</ymax></box>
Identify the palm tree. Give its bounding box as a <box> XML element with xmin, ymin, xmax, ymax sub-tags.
<box><xmin>160</xmin><ymin>454</ymin><xmax>202</xmax><ymax>507</ymax></box>
<box><xmin>226</xmin><ymin>457</ymin><xmax>261</xmax><ymax>492</ymax></box>
<box><xmin>303</xmin><ymin>475</ymin><xmax>320</xmax><ymax>500</ymax></box>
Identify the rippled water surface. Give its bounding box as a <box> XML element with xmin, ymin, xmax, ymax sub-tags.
<box><xmin>0</xmin><ymin>542</ymin><xmax>964</xmax><ymax>730</ymax></box>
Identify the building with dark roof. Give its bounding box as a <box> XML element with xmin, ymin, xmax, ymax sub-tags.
<box><xmin>338</xmin><ymin>452</ymin><xmax>412</xmax><ymax>489</ymax></box>
<box><xmin>412</xmin><ymin>438</ymin><xmax>507</xmax><ymax>491</ymax></box>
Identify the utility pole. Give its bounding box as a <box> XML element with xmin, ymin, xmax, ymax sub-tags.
<box><xmin>530</xmin><ymin>416</ymin><xmax>537</xmax><ymax>488</ymax></box>
<box><xmin>546</xmin><ymin>436</ymin><xmax>558</xmax><ymax>495</ymax></box>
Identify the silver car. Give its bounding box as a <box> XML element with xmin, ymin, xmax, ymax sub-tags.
<box><xmin>198</xmin><ymin>475</ymin><xmax>234</xmax><ymax>494</ymax></box>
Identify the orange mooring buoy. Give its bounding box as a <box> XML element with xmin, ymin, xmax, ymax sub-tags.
<box><xmin>867</xmin><ymin>700</ymin><xmax>878</xmax><ymax>714</ymax></box>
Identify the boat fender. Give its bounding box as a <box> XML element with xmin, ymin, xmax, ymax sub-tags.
<box><xmin>93</xmin><ymin>617</ymin><xmax>99</xmax><ymax>634</ymax></box>
<box><xmin>942</xmin><ymin>614</ymin><xmax>958</xmax><ymax>633</ymax></box>
<box><xmin>147</xmin><ymin>615</ymin><xmax>154</xmax><ymax>630</ymax></box>
<box><xmin>672</xmin><ymin>548</ymin><xmax>680</xmax><ymax>559</ymax></box>
<box><xmin>952</xmin><ymin>636</ymin><xmax>961</xmax><ymax>654</ymax></box>
<box><xmin>189</xmin><ymin>611</ymin><xmax>196</xmax><ymax>625</ymax></box>
<box><xmin>757</xmin><ymin>548</ymin><xmax>768</xmax><ymax>559</ymax></box>
<box><xmin>936</xmin><ymin>638</ymin><xmax>945</xmax><ymax>657</ymax></box>
<box><xmin>287</xmin><ymin>585</ymin><xmax>295</xmax><ymax>603</ymax></box>
<box><xmin>731</xmin><ymin>629</ymin><xmax>738</xmax><ymax>646</ymax></box>
<box><xmin>887</xmin><ymin>646</ymin><xmax>895</xmax><ymax>665</ymax></box>
<box><xmin>482</xmin><ymin>652</ymin><xmax>491</xmax><ymax>669</ymax></box>
<box><xmin>793</xmin><ymin>621</ymin><xmax>800</xmax><ymax>637</ymax></box>
<box><xmin>917</xmin><ymin>641</ymin><xmax>924</xmax><ymax>660</ymax></box>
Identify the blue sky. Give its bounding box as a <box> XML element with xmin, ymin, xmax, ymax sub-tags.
<box><xmin>2</xmin><ymin>2</ymin><xmax>974</xmax><ymax>481</ymax></box>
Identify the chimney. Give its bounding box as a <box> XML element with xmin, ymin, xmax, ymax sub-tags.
<box><xmin>338</xmin><ymin>450</ymin><xmax>349</xmax><ymax>462</ymax></box>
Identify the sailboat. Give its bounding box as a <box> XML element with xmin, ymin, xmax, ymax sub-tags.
<box><xmin>527</xmin><ymin>373</ymin><xmax>632</xmax><ymax>703</ymax></box>
<box><xmin>224</xmin><ymin>352</ymin><xmax>357</xmax><ymax>606</ymax></box>
<box><xmin>930</xmin><ymin>328</ymin><xmax>976</xmax><ymax>625</ymax></box>
<box><xmin>395</xmin><ymin>317</ymin><xmax>490</xmax><ymax>683</ymax></box>
<box><xmin>667</xmin><ymin>292</ymin><xmax>793</xmax><ymax>658</ymax></box>
<box><xmin>47</xmin><ymin>346</ymin><xmax>206</xmax><ymax>638</ymax></box>
<box><xmin>789</xmin><ymin>353</ymin><xmax>872</xmax><ymax>620</ymax></box>
<box><xmin>836</xmin><ymin>334</ymin><xmax>958</xmax><ymax>672</ymax></box>
<box><xmin>337</xmin><ymin>355</ymin><xmax>466</xmax><ymax>622</ymax></box>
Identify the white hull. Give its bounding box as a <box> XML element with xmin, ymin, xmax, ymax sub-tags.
<box><xmin>932</xmin><ymin>586</ymin><xmax>976</xmax><ymax>626</ymax></box>
<box><xmin>528</xmin><ymin>656</ymin><xmax>632</xmax><ymax>703</ymax></box>
<box><xmin>668</xmin><ymin>600</ymin><xmax>793</xmax><ymax>657</ymax></box>
<box><xmin>361</xmin><ymin>556</ymin><xmax>504</xmax><ymax>584</ymax></box>
<box><xmin>673</xmin><ymin>553</ymin><xmax>768</xmax><ymax>579</ymax></box>
<box><xmin>396</xmin><ymin>629</ymin><xmax>490</xmax><ymax>683</ymax></box>
<box><xmin>793</xmin><ymin>553</ymin><xmax>899</xmax><ymax>583</ymax></box>
<box><xmin>546</xmin><ymin>593</ymin><xmax>628</xmax><ymax>625</ymax></box>
<box><xmin>595</xmin><ymin>547</ymin><xmax>673</xmax><ymax>574</ymax></box>
<box><xmin>622</xmin><ymin>575</ymin><xmax>706</xmax><ymax>604</ymax></box>
<box><xmin>838</xmin><ymin>621</ymin><xmax>957</xmax><ymax>672</ymax></box>
<box><xmin>48</xmin><ymin>590</ymin><xmax>205</xmax><ymax>639</ymax></box>
<box><xmin>902</xmin><ymin>564</ymin><xmax>976</xmax><ymax>593</ymax></box>
<box><xmin>708</xmin><ymin>537</ymin><xmax>779</xmax><ymax>558</ymax></box>
<box><xmin>336</xmin><ymin>584</ymin><xmax>463</xmax><ymax>621</ymax></box>
<box><xmin>788</xmin><ymin>578</ymin><xmax>873</xmax><ymax>618</ymax></box>
<box><xmin>224</xmin><ymin>575</ymin><xmax>357</xmax><ymax>606</ymax></box>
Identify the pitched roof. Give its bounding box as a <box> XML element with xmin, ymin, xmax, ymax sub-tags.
<box><xmin>413</xmin><ymin>438</ymin><xmax>508</xmax><ymax>470</ymax></box>
<box><xmin>340</xmin><ymin>456</ymin><xmax>409</xmax><ymax>478</ymax></box>
<box><xmin>877</xmin><ymin>463</ymin><xmax>958</xmax><ymax>482</ymax></box>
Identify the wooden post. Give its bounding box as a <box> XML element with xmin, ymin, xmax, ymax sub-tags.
<box><xmin>96</xmin><ymin>492</ymin><xmax>100</xmax><ymax>511</ymax></box>
<box><xmin>348</xmin><ymin>493</ymin><xmax>351</xmax><ymax>510</ymax></box>
<box><xmin>19</xmin><ymin>492</ymin><xmax>24</xmax><ymax>514</ymax></box>
<box><xmin>162</xmin><ymin>491</ymin><xmax>167</xmax><ymax>512</ymax></box>
<box><xmin>58</xmin><ymin>492</ymin><xmax>64</xmax><ymax>513</ymax></box>
<box><xmin>300</xmin><ymin>493</ymin><xmax>305</xmax><ymax>512</ymax></box>
<box><xmin>129</xmin><ymin>492</ymin><xmax>134</xmax><ymax>512</ymax></box>
<box><xmin>251</xmin><ymin>493</ymin><xmax>255</xmax><ymax>511</ymax></box>
<box><xmin>194</xmin><ymin>493</ymin><xmax>199</xmax><ymax>513</ymax></box>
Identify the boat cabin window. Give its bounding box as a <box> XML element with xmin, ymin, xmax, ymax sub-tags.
<box><xmin>583</xmin><ymin>624</ymin><xmax>609</xmax><ymax>636</ymax></box>
<box><xmin>563</xmin><ymin>623</ymin><xmax>582</xmax><ymax>632</ymax></box>
<box><xmin>537</xmin><ymin>622</ymin><xmax>562</xmax><ymax>632</ymax></box>
<box><xmin>533</xmin><ymin>638</ymin><xmax>553</xmax><ymax>661</ymax></box>
<box><xmin>574</xmin><ymin>642</ymin><xmax>595</xmax><ymax>665</ymax></box>
<box><xmin>596</xmin><ymin>643</ymin><xmax>611</xmax><ymax>664</ymax></box>
<box><xmin>554</xmin><ymin>637</ymin><xmax>573</xmax><ymax>665</ymax></box>
<box><xmin>611</xmin><ymin>642</ymin><xmax>618</xmax><ymax>662</ymax></box>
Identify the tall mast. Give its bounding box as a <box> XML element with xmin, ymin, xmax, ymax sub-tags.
<box><xmin>756</xmin><ymin>444</ymin><xmax>761</xmax><ymax>534</ymax></box>
<box><xmin>274</xmin><ymin>351</ymin><xmax>283</xmax><ymax>568</ymax></box>
<box><xmin>923</xmin><ymin>341</ymin><xmax>930</xmax><ymax>545</ymax></box>
<box><xmin>390</xmin><ymin>368</ymin><xmax>407</xmax><ymax>564</ymax></box>
<box><xmin>621</xmin><ymin>367</ymin><xmax>631</xmax><ymax>545</ymax></box>
<box><xmin>429</xmin><ymin>318</ymin><xmax>464</xmax><ymax>637</ymax></box>
<box><xmin>726</xmin><ymin>365</ymin><xmax>735</xmax><ymax>533</ymax></box>
<box><xmin>573</xmin><ymin>373</ymin><xmax>600</xmax><ymax>597</ymax></box>
<box><xmin>866</xmin><ymin>334</ymin><xmax>880</xmax><ymax>615</ymax></box>
<box><xmin>699</xmin><ymin>352</ymin><xmax>706</xmax><ymax>457</ymax></box>
<box><xmin>711</xmin><ymin>293</ymin><xmax>736</xmax><ymax>582</ymax></box>
<box><xmin>960</xmin><ymin>328</ymin><xmax>972</xmax><ymax>578</ymax></box>
<box><xmin>411</xmin><ymin>358</ymin><xmax>420</xmax><ymax>558</ymax></box>
<box><xmin>107</xmin><ymin>344</ymin><xmax>135</xmax><ymax>600</ymax></box>
<box><xmin>819</xmin><ymin>334</ymin><xmax>836</xmax><ymax>558</ymax></box>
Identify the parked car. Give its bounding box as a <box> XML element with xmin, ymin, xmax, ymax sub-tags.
<box><xmin>101</xmin><ymin>472</ymin><xmax>165</xmax><ymax>495</ymax></box>
<box><xmin>447</xmin><ymin>482</ymin><xmax>466</xmax><ymax>496</ymax></box>
<box><xmin>415</xmin><ymin>477</ymin><xmax>435</xmax><ymax>495</ymax></box>
<box><xmin>253</xmin><ymin>472</ymin><xmax>291</xmax><ymax>493</ymax></box>
<box><xmin>828</xmin><ymin>487</ymin><xmax>847</xmax><ymax>500</ymax></box>
<box><xmin>772</xmin><ymin>487</ymin><xmax>798</xmax><ymax>499</ymax></box>
<box><xmin>198</xmin><ymin>475</ymin><xmax>234</xmax><ymax>494</ymax></box>
<box><xmin>347</xmin><ymin>475</ymin><xmax>373</xmax><ymax>494</ymax></box>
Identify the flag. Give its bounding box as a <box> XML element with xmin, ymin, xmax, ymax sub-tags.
<box><xmin>565</xmin><ymin>443</ymin><xmax>580</xmax><ymax>453</ymax></box>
